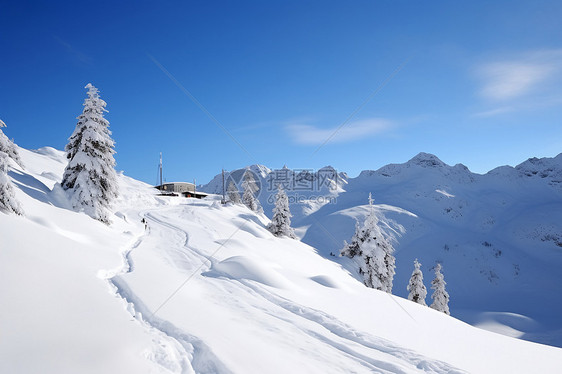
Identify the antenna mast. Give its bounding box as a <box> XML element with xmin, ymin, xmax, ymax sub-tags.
<box><xmin>159</xmin><ymin>152</ymin><xmax>163</xmax><ymax>187</ymax></box>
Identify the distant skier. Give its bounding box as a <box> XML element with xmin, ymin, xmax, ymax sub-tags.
<box><xmin>141</xmin><ymin>218</ymin><xmax>147</xmax><ymax>230</ymax></box>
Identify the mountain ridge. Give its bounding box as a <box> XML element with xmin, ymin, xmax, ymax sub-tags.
<box><xmin>201</xmin><ymin>152</ymin><xmax>562</xmax><ymax>194</ymax></box>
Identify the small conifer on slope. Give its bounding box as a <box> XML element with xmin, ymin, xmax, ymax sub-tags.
<box><xmin>430</xmin><ymin>263</ymin><xmax>450</xmax><ymax>315</ymax></box>
<box><xmin>267</xmin><ymin>184</ymin><xmax>296</xmax><ymax>239</ymax></box>
<box><xmin>0</xmin><ymin>152</ymin><xmax>23</xmax><ymax>215</ymax></box>
<box><xmin>61</xmin><ymin>84</ymin><xmax>118</xmax><ymax>224</ymax></box>
<box><xmin>242</xmin><ymin>169</ymin><xmax>263</xmax><ymax>214</ymax></box>
<box><xmin>341</xmin><ymin>193</ymin><xmax>395</xmax><ymax>292</ymax></box>
<box><xmin>407</xmin><ymin>259</ymin><xmax>427</xmax><ymax>306</ymax></box>
<box><xmin>227</xmin><ymin>181</ymin><xmax>241</xmax><ymax>204</ymax></box>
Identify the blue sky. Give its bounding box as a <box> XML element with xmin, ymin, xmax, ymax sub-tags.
<box><xmin>1</xmin><ymin>1</ymin><xmax>561</xmax><ymax>185</ymax></box>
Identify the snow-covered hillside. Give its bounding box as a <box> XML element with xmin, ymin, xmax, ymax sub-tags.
<box><xmin>201</xmin><ymin>153</ymin><xmax>562</xmax><ymax>348</ymax></box>
<box><xmin>2</xmin><ymin>147</ymin><xmax>562</xmax><ymax>373</ymax></box>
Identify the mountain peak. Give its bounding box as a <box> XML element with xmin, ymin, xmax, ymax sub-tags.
<box><xmin>245</xmin><ymin>164</ymin><xmax>272</xmax><ymax>178</ymax></box>
<box><xmin>513</xmin><ymin>153</ymin><xmax>562</xmax><ymax>182</ymax></box>
<box><xmin>407</xmin><ymin>152</ymin><xmax>447</xmax><ymax>168</ymax></box>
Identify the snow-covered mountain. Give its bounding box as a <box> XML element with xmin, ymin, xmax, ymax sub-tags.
<box><xmin>200</xmin><ymin>164</ymin><xmax>347</xmax><ymax>219</ymax></box>
<box><xmin>2</xmin><ymin>147</ymin><xmax>562</xmax><ymax>373</ymax></box>
<box><xmin>202</xmin><ymin>153</ymin><xmax>562</xmax><ymax>348</ymax></box>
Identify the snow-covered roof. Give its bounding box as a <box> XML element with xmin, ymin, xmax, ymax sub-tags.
<box><xmin>160</xmin><ymin>182</ymin><xmax>195</xmax><ymax>186</ymax></box>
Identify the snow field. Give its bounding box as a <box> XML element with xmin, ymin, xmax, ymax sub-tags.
<box><xmin>1</xmin><ymin>147</ymin><xmax>561</xmax><ymax>373</ymax></box>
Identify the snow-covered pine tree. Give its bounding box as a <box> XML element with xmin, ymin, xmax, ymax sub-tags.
<box><xmin>267</xmin><ymin>184</ymin><xmax>296</xmax><ymax>238</ymax></box>
<box><xmin>407</xmin><ymin>259</ymin><xmax>427</xmax><ymax>306</ymax></box>
<box><xmin>430</xmin><ymin>263</ymin><xmax>450</xmax><ymax>315</ymax></box>
<box><xmin>382</xmin><ymin>241</ymin><xmax>396</xmax><ymax>293</ymax></box>
<box><xmin>341</xmin><ymin>220</ymin><xmax>361</xmax><ymax>258</ymax></box>
<box><xmin>227</xmin><ymin>181</ymin><xmax>241</xmax><ymax>204</ymax></box>
<box><xmin>242</xmin><ymin>169</ymin><xmax>263</xmax><ymax>213</ymax></box>
<box><xmin>0</xmin><ymin>152</ymin><xmax>23</xmax><ymax>215</ymax></box>
<box><xmin>357</xmin><ymin>212</ymin><xmax>387</xmax><ymax>290</ymax></box>
<box><xmin>341</xmin><ymin>193</ymin><xmax>395</xmax><ymax>292</ymax></box>
<box><xmin>0</xmin><ymin>119</ymin><xmax>23</xmax><ymax>167</ymax></box>
<box><xmin>60</xmin><ymin>83</ymin><xmax>118</xmax><ymax>224</ymax></box>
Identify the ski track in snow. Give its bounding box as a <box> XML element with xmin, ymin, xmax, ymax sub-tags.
<box><xmin>103</xmin><ymin>209</ymin><xmax>233</xmax><ymax>374</ymax></box>
<box><xmin>107</xmin><ymin>205</ymin><xmax>465</xmax><ymax>374</ymax></box>
<box><xmin>239</xmin><ymin>280</ymin><xmax>465</xmax><ymax>374</ymax></box>
<box><xmin>144</xmin><ymin>211</ymin><xmax>220</xmax><ymax>268</ymax></box>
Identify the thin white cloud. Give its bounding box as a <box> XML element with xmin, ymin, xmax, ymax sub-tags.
<box><xmin>286</xmin><ymin>118</ymin><xmax>393</xmax><ymax>145</ymax></box>
<box><xmin>479</xmin><ymin>62</ymin><xmax>553</xmax><ymax>101</ymax></box>
<box><xmin>474</xmin><ymin>50</ymin><xmax>562</xmax><ymax>116</ymax></box>
<box><xmin>472</xmin><ymin>106</ymin><xmax>514</xmax><ymax>118</ymax></box>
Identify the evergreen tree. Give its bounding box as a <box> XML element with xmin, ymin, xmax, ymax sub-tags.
<box><xmin>267</xmin><ymin>184</ymin><xmax>296</xmax><ymax>238</ymax></box>
<box><xmin>0</xmin><ymin>119</ymin><xmax>23</xmax><ymax>167</ymax></box>
<box><xmin>61</xmin><ymin>84</ymin><xmax>118</xmax><ymax>224</ymax></box>
<box><xmin>407</xmin><ymin>259</ymin><xmax>427</xmax><ymax>306</ymax></box>
<box><xmin>227</xmin><ymin>181</ymin><xmax>241</xmax><ymax>204</ymax></box>
<box><xmin>0</xmin><ymin>152</ymin><xmax>23</xmax><ymax>215</ymax></box>
<box><xmin>242</xmin><ymin>169</ymin><xmax>263</xmax><ymax>213</ymax></box>
<box><xmin>383</xmin><ymin>246</ymin><xmax>396</xmax><ymax>293</ymax></box>
<box><xmin>341</xmin><ymin>193</ymin><xmax>395</xmax><ymax>292</ymax></box>
<box><xmin>341</xmin><ymin>220</ymin><xmax>361</xmax><ymax>257</ymax></box>
<box><xmin>430</xmin><ymin>263</ymin><xmax>450</xmax><ymax>315</ymax></box>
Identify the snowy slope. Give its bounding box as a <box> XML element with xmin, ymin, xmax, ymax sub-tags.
<box><xmin>1</xmin><ymin>148</ymin><xmax>171</xmax><ymax>373</ymax></box>
<box><xmin>1</xmin><ymin>147</ymin><xmax>562</xmax><ymax>373</ymax></box>
<box><xmin>294</xmin><ymin>152</ymin><xmax>562</xmax><ymax>347</ymax></box>
<box><xmin>201</xmin><ymin>153</ymin><xmax>562</xmax><ymax>348</ymax></box>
